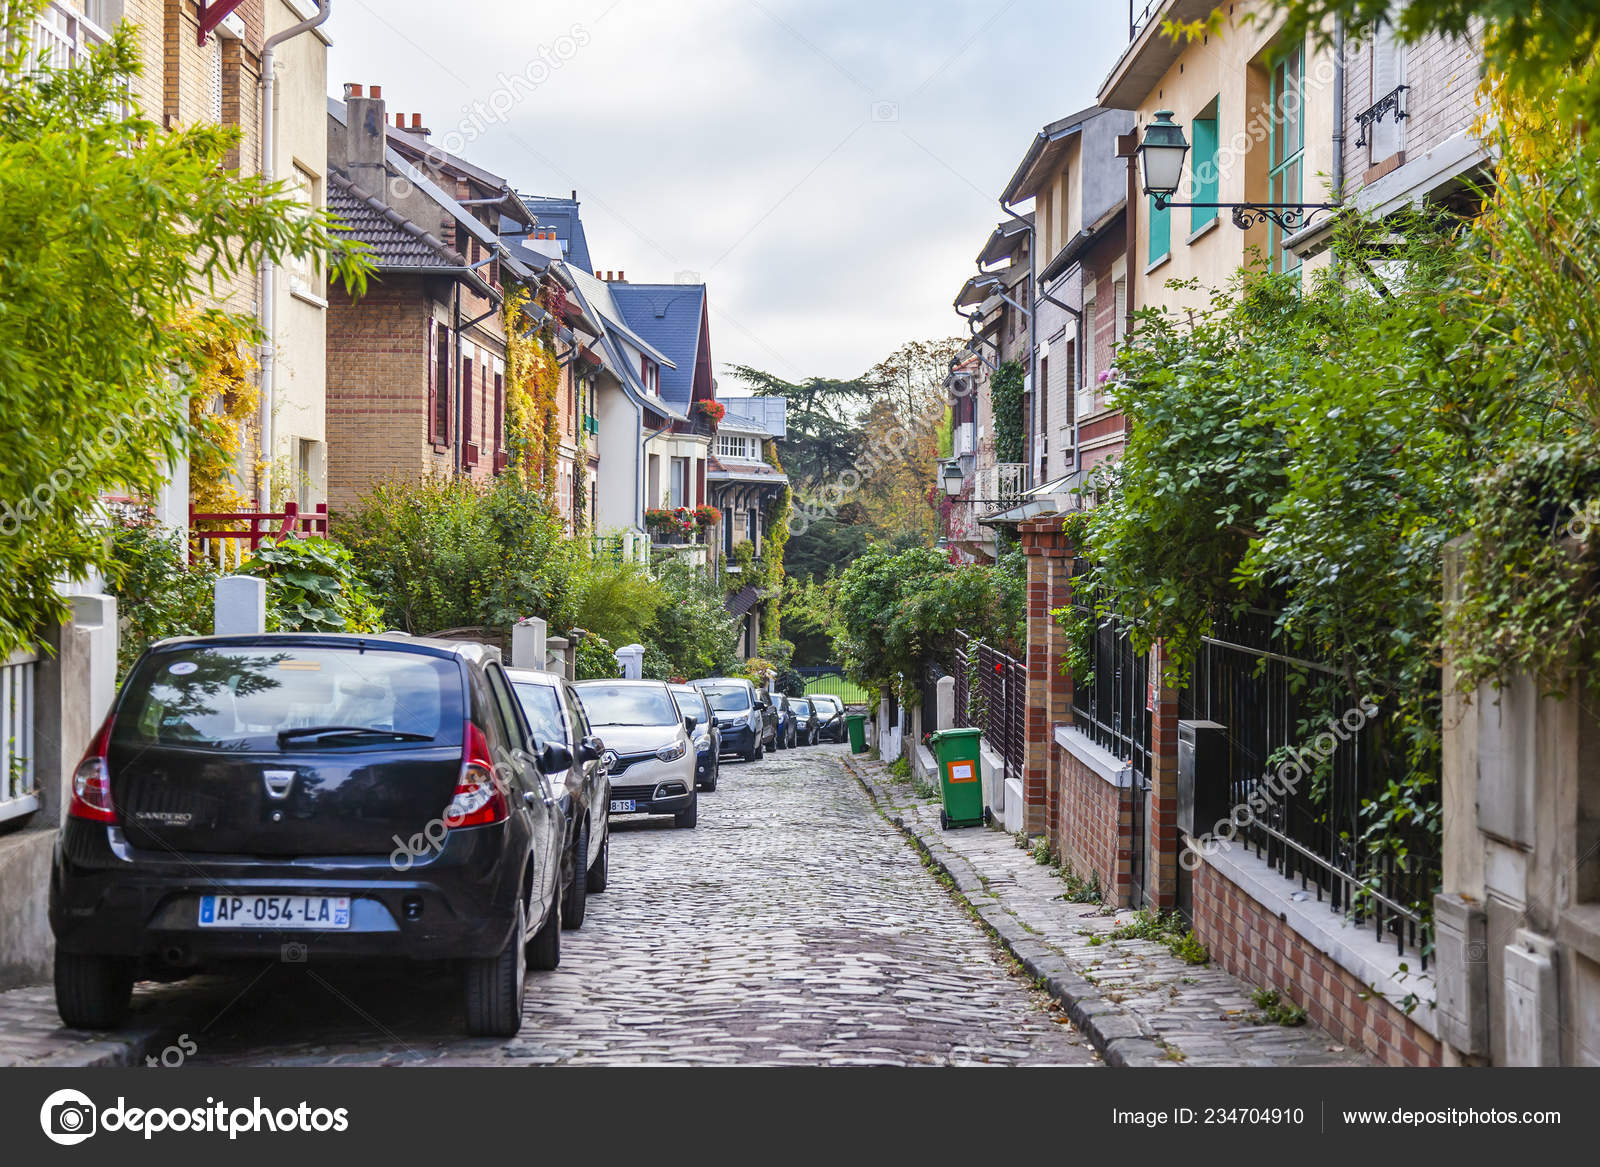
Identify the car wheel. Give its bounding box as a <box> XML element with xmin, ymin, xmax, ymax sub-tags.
<box><xmin>755</xmin><ymin>738</ymin><xmax>766</xmax><ymax>761</ymax></box>
<box><xmin>702</xmin><ymin>756</ymin><xmax>719</xmax><ymax>792</ymax></box>
<box><xmin>561</xmin><ymin>817</ymin><xmax>589</xmax><ymax>929</ymax></box>
<box><xmin>588</xmin><ymin>831</ymin><xmax>609</xmax><ymax>893</ymax></box>
<box><xmin>465</xmin><ymin>898</ymin><xmax>528</xmax><ymax>1036</ymax></box>
<box><xmin>526</xmin><ymin>893</ymin><xmax>562</xmax><ymax>971</ymax></box>
<box><xmin>54</xmin><ymin>951</ymin><xmax>133</xmax><ymax>1030</ymax></box>
<box><xmin>674</xmin><ymin>793</ymin><xmax>699</xmax><ymax>829</ymax></box>
<box><xmin>743</xmin><ymin>740</ymin><xmax>758</xmax><ymax>763</ymax></box>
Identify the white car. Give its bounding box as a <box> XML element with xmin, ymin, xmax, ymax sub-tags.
<box><xmin>573</xmin><ymin>679</ymin><xmax>700</xmax><ymax>829</ymax></box>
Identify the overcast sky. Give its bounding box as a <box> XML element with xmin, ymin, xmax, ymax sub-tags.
<box><xmin>326</xmin><ymin>0</ymin><xmax>1127</xmax><ymax>383</ymax></box>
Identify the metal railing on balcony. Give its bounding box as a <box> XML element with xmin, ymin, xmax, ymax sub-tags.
<box><xmin>1129</xmin><ymin>0</ymin><xmax>1164</xmax><ymax>40</ymax></box>
<box><xmin>973</xmin><ymin>462</ymin><xmax>1028</xmax><ymax>516</ymax></box>
<box><xmin>15</xmin><ymin>2</ymin><xmax>110</xmax><ymax>74</ymax></box>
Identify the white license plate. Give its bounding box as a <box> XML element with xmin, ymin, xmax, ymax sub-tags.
<box><xmin>610</xmin><ymin>799</ymin><xmax>636</xmax><ymax>813</ymax></box>
<box><xmin>198</xmin><ymin>895</ymin><xmax>350</xmax><ymax>930</ymax></box>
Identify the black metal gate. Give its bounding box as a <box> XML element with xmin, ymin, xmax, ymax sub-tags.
<box><xmin>1068</xmin><ymin>560</ymin><xmax>1153</xmax><ymax>908</ymax></box>
<box><xmin>953</xmin><ymin>631</ymin><xmax>1025</xmax><ymax>787</ymax></box>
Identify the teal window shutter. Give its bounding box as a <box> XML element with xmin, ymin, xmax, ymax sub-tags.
<box><xmin>1191</xmin><ymin>112</ymin><xmax>1219</xmax><ymax>233</ymax></box>
<box><xmin>1148</xmin><ymin>194</ymin><xmax>1170</xmax><ymax>264</ymax></box>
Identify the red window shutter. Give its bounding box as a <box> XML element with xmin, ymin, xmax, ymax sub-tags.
<box><xmin>432</xmin><ymin>323</ymin><xmax>450</xmax><ymax>445</ymax></box>
<box><xmin>427</xmin><ymin>323</ymin><xmax>439</xmax><ymax>444</ymax></box>
<box><xmin>462</xmin><ymin>356</ymin><xmax>474</xmax><ymax>449</ymax></box>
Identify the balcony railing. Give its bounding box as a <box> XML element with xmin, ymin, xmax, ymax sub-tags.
<box><xmin>974</xmin><ymin>462</ymin><xmax>1028</xmax><ymax>515</ymax></box>
<box><xmin>1129</xmin><ymin>0</ymin><xmax>1163</xmax><ymax>41</ymax></box>
<box><xmin>16</xmin><ymin>2</ymin><xmax>110</xmax><ymax>74</ymax></box>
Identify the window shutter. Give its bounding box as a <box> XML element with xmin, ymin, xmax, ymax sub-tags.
<box><xmin>462</xmin><ymin>355</ymin><xmax>473</xmax><ymax>448</ymax></box>
<box><xmin>1371</xmin><ymin>22</ymin><xmax>1405</xmax><ymax>161</ymax></box>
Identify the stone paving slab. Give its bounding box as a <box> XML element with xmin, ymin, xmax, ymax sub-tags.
<box><xmin>845</xmin><ymin>754</ymin><xmax>1373</xmax><ymax>1068</ymax></box>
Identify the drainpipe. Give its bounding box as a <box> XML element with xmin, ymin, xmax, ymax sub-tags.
<box><xmin>1332</xmin><ymin>16</ymin><xmax>1347</xmax><ymax>272</ymax></box>
<box><xmin>258</xmin><ymin>0</ymin><xmax>331</xmax><ymax>509</ymax></box>
<box><xmin>997</xmin><ymin>197</ymin><xmax>1035</xmax><ymax>488</ymax></box>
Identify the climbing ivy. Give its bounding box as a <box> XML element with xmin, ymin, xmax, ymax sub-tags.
<box><xmin>502</xmin><ymin>287</ymin><xmax>562</xmax><ymax>499</ymax></box>
<box><xmin>990</xmin><ymin>360</ymin><xmax>1025</xmax><ymax>464</ymax></box>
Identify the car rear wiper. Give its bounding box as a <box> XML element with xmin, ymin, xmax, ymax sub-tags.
<box><xmin>277</xmin><ymin>726</ymin><xmax>435</xmax><ymax>744</ymax></box>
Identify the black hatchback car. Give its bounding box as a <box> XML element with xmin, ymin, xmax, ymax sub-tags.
<box><xmin>50</xmin><ymin>634</ymin><xmax>567</xmax><ymax>1038</ymax></box>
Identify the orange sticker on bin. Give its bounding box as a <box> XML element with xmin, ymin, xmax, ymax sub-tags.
<box><xmin>946</xmin><ymin>760</ymin><xmax>977</xmax><ymax>784</ymax></box>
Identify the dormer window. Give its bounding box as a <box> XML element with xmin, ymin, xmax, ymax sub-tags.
<box><xmin>718</xmin><ymin>434</ymin><xmax>758</xmax><ymax>461</ymax></box>
<box><xmin>639</xmin><ymin>355</ymin><xmax>660</xmax><ymax>394</ymax></box>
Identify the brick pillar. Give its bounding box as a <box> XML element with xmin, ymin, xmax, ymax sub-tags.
<box><xmin>1018</xmin><ymin>516</ymin><xmax>1073</xmax><ymax>839</ymax></box>
<box><xmin>1147</xmin><ymin>640</ymin><xmax>1181</xmax><ymax>909</ymax></box>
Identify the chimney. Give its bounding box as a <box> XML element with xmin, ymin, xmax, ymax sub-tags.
<box><xmin>345</xmin><ymin>82</ymin><xmax>388</xmax><ymax>202</ymax></box>
<box><xmin>344</xmin><ymin>83</ymin><xmax>363</xmax><ymax>98</ymax></box>
<box><xmin>617</xmin><ymin>271</ymin><xmax>625</xmax><ymax>282</ymax></box>
<box><xmin>410</xmin><ymin>112</ymin><xmax>428</xmax><ymax>136</ymax></box>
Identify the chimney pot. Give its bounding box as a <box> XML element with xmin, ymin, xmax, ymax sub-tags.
<box><xmin>370</xmin><ymin>85</ymin><xmax>382</xmax><ymax>99</ymax></box>
<box><xmin>618</xmin><ymin>271</ymin><xmax>625</xmax><ymax>281</ymax></box>
<box><xmin>345</xmin><ymin>83</ymin><xmax>363</xmax><ymax>98</ymax></box>
<box><xmin>395</xmin><ymin>112</ymin><xmax>404</xmax><ymax>127</ymax></box>
<box><xmin>594</xmin><ymin>271</ymin><xmax>601</xmax><ymax>278</ymax></box>
<box><xmin>411</xmin><ymin>113</ymin><xmax>422</xmax><ymax>129</ymax></box>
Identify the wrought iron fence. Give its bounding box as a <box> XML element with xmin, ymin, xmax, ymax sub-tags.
<box><xmin>1180</xmin><ymin>607</ymin><xmax>1437</xmax><ymax>965</ymax></box>
<box><xmin>953</xmin><ymin>630</ymin><xmax>1025</xmax><ymax>785</ymax></box>
<box><xmin>1066</xmin><ymin>560</ymin><xmax>1153</xmax><ymax>906</ymax></box>
<box><xmin>793</xmin><ymin>667</ymin><xmax>869</xmax><ymax>706</ymax></box>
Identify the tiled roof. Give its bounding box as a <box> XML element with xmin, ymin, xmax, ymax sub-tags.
<box><xmin>725</xmin><ymin>585</ymin><xmax>763</xmax><ymax>619</ymax></box>
<box><xmin>608</xmin><ymin>284</ymin><xmax>706</xmax><ymax>413</ymax></box>
<box><xmin>327</xmin><ymin>170</ymin><xmax>464</xmax><ymax>269</ymax></box>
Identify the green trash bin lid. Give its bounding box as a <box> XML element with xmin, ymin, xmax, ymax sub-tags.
<box><xmin>928</xmin><ymin>727</ymin><xmax>983</xmax><ymax>745</ymax></box>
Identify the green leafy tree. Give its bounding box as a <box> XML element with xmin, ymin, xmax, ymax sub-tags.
<box><xmin>0</xmin><ymin>5</ymin><xmax>367</xmax><ymax>657</ymax></box>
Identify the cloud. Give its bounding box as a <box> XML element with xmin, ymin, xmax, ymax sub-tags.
<box><xmin>329</xmin><ymin>0</ymin><xmax>1127</xmax><ymax>378</ymax></box>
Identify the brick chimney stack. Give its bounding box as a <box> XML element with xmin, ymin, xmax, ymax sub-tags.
<box><xmin>344</xmin><ymin>82</ymin><xmax>388</xmax><ymax>202</ymax></box>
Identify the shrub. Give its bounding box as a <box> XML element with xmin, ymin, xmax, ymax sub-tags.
<box><xmin>105</xmin><ymin>514</ymin><xmax>218</xmax><ymax>679</ymax></box>
<box><xmin>335</xmin><ymin>474</ymin><xmax>574</xmax><ymax>634</ymax></box>
<box><xmin>240</xmin><ymin>538</ymin><xmax>383</xmax><ymax>634</ymax></box>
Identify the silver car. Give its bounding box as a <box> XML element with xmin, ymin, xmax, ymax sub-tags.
<box><xmin>507</xmin><ymin>668</ymin><xmax>612</xmax><ymax>926</ymax></box>
<box><xmin>573</xmin><ymin>679</ymin><xmax>700</xmax><ymax>829</ymax></box>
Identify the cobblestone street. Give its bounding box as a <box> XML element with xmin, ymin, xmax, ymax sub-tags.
<box><xmin>100</xmin><ymin>744</ymin><xmax>1093</xmax><ymax>1067</ymax></box>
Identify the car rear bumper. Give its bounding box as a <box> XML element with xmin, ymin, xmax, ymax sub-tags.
<box><xmin>49</xmin><ymin>821</ymin><xmax>523</xmax><ymax>964</ymax></box>
<box><xmin>717</xmin><ymin>725</ymin><xmax>757</xmax><ymax>754</ymax></box>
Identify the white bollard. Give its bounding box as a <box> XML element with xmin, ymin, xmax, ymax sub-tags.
<box><xmin>214</xmin><ymin>576</ymin><xmax>267</xmax><ymax>635</ymax></box>
<box><xmin>936</xmin><ymin>675</ymin><xmax>956</xmax><ymax>733</ymax></box>
<box><xmin>615</xmin><ymin>644</ymin><xmax>645</xmax><ymax>680</ymax></box>
<box><xmin>512</xmin><ymin>617</ymin><xmax>548</xmax><ymax>670</ymax></box>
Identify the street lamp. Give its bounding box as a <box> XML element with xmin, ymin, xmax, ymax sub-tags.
<box><xmin>941</xmin><ymin>460</ymin><xmax>965</xmax><ymax>497</ymax></box>
<box><xmin>1136</xmin><ymin>109</ymin><xmax>1337</xmax><ymax>233</ymax></box>
<box><xmin>1137</xmin><ymin>110</ymin><xmax>1190</xmax><ymax>203</ymax></box>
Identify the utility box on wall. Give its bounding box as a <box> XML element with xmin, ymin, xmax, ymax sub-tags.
<box><xmin>1178</xmin><ymin>720</ymin><xmax>1229</xmax><ymax>838</ymax></box>
<box><xmin>1434</xmin><ymin>892</ymin><xmax>1489</xmax><ymax>1056</ymax></box>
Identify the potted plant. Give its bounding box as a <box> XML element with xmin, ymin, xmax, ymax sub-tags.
<box><xmin>693</xmin><ymin>400</ymin><xmax>726</xmax><ymax>425</ymax></box>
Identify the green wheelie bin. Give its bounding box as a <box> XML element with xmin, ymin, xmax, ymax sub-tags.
<box><xmin>845</xmin><ymin>713</ymin><xmax>869</xmax><ymax>754</ymax></box>
<box><xmin>928</xmin><ymin>726</ymin><xmax>985</xmax><ymax>829</ymax></box>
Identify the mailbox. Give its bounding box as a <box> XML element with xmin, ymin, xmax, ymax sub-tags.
<box><xmin>1177</xmin><ymin>720</ymin><xmax>1229</xmax><ymax>838</ymax></box>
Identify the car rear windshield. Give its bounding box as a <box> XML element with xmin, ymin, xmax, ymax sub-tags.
<box><xmin>513</xmin><ymin>682</ymin><xmax>566</xmax><ymax>746</ymax></box>
<box><xmin>576</xmin><ymin>684</ymin><xmax>680</xmax><ymax>727</ymax></box>
<box><xmin>792</xmin><ymin>700</ymin><xmax>811</xmax><ymax>715</ymax></box>
<box><xmin>701</xmin><ymin>687</ymin><xmax>751</xmax><ymax>712</ymax></box>
<box><xmin>671</xmin><ymin>689</ymin><xmax>708</xmax><ymax>720</ymax></box>
<box><xmin>114</xmin><ymin>646</ymin><xmax>464</xmax><ymax>750</ymax></box>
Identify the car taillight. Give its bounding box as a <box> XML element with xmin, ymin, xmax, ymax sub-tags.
<box><xmin>445</xmin><ymin>722</ymin><xmax>507</xmax><ymax>828</ymax></box>
<box><xmin>68</xmin><ymin>716</ymin><xmax>116</xmax><ymax>823</ymax></box>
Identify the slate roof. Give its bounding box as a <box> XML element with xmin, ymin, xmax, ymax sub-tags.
<box><xmin>608</xmin><ymin>283</ymin><xmax>707</xmax><ymax>414</ymax></box>
<box><xmin>706</xmin><ymin>456</ymin><xmax>788</xmax><ymax>486</ymax></box>
<box><xmin>725</xmin><ymin>585</ymin><xmax>764</xmax><ymax>619</ymax></box>
<box><xmin>326</xmin><ymin>170</ymin><xmax>464</xmax><ymax>268</ymax></box>
<box><xmin>519</xmin><ymin>194</ymin><xmax>593</xmax><ymax>273</ymax></box>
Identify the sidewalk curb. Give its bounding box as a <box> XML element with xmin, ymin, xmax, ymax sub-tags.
<box><xmin>842</xmin><ymin>753</ymin><xmax>1173</xmax><ymax>1069</ymax></box>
